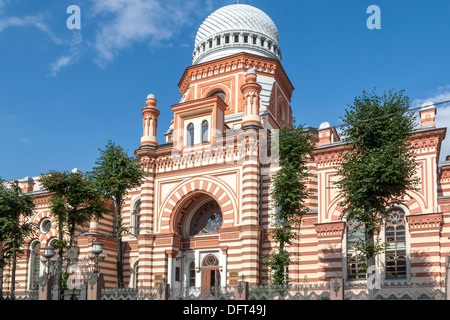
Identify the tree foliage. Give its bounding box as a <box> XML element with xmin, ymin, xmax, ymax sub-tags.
<box><xmin>39</xmin><ymin>170</ymin><xmax>110</xmax><ymax>251</ymax></box>
<box><xmin>269</xmin><ymin>123</ymin><xmax>314</xmax><ymax>285</ymax></box>
<box><xmin>336</xmin><ymin>89</ymin><xmax>419</xmax><ymax>266</ymax></box>
<box><xmin>0</xmin><ymin>178</ymin><xmax>36</xmax><ymax>296</ymax></box>
<box><xmin>86</xmin><ymin>140</ymin><xmax>146</xmax><ymax>287</ymax></box>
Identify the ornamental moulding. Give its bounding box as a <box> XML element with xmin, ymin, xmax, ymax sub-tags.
<box><xmin>406</xmin><ymin>212</ymin><xmax>443</xmax><ymax>230</ymax></box>
<box><xmin>314</xmin><ymin>221</ymin><xmax>345</xmax><ymax>238</ymax></box>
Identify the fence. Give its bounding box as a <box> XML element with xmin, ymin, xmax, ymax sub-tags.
<box><xmin>2</xmin><ymin>278</ymin><xmax>446</xmax><ymax>301</ymax></box>
<box><xmin>99</xmin><ymin>278</ymin><xmax>447</xmax><ymax>301</ymax></box>
<box><xmin>1</xmin><ymin>290</ymin><xmax>38</xmax><ymax>300</ymax></box>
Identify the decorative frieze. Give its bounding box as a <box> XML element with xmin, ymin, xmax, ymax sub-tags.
<box><xmin>407</xmin><ymin>212</ymin><xmax>443</xmax><ymax>230</ymax></box>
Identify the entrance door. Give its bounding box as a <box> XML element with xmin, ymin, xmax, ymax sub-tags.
<box><xmin>200</xmin><ymin>254</ymin><xmax>220</xmax><ymax>296</ymax></box>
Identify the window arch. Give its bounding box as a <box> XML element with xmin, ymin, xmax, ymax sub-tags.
<box><xmin>29</xmin><ymin>241</ymin><xmax>41</xmax><ymax>290</ymax></box>
<box><xmin>189</xmin><ymin>200</ymin><xmax>222</xmax><ymax>236</ymax></box>
<box><xmin>132</xmin><ymin>261</ymin><xmax>140</xmax><ymax>288</ymax></box>
<box><xmin>385</xmin><ymin>208</ymin><xmax>407</xmax><ymax>279</ymax></box>
<box><xmin>187</xmin><ymin>123</ymin><xmax>194</xmax><ymax>145</ymax></box>
<box><xmin>133</xmin><ymin>199</ymin><xmax>141</xmax><ymax>236</ymax></box>
<box><xmin>201</xmin><ymin>120</ymin><xmax>209</xmax><ymax>143</ymax></box>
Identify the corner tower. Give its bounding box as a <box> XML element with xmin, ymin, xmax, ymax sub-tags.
<box><xmin>133</xmin><ymin>3</ymin><xmax>294</xmax><ymax>288</ymax></box>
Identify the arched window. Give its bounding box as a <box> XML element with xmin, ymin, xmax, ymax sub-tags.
<box><xmin>133</xmin><ymin>200</ymin><xmax>141</xmax><ymax>236</ymax></box>
<box><xmin>346</xmin><ymin>219</ymin><xmax>366</xmax><ymax>280</ymax></box>
<box><xmin>385</xmin><ymin>208</ymin><xmax>407</xmax><ymax>279</ymax></box>
<box><xmin>202</xmin><ymin>254</ymin><xmax>219</xmax><ymax>267</ymax></box>
<box><xmin>133</xmin><ymin>264</ymin><xmax>139</xmax><ymax>288</ymax></box>
<box><xmin>201</xmin><ymin>120</ymin><xmax>209</xmax><ymax>143</ymax></box>
<box><xmin>29</xmin><ymin>241</ymin><xmax>41</xmax><ymax>290</ymax></box>
<box><xmin>188</xmin><ymin>261</ymin><xmax>196</xmax><ymax>287</ymax></box>
<box><xmin>189</xmin><ymin>201</ymin><xmax>222</xmax><ymax>236</ymax></box>
<box><xmin>187</xmin><ymin>123</ymin><xmax>195</xmax><ymax>145</ymax></box>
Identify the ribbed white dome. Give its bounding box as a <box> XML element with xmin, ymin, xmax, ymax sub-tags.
<box><xmin>192</xmin><ymin>4</ymin><xmax>281</xmax><ymax>65</ymax></box>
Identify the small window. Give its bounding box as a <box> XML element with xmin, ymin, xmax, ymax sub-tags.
<box><xmin>243</xmin><ymin>35</ymin><xmax>248</xmax><ymax>43</ymax></box>
<box><xmin>189</xmin><ymin>261</ymin><xmax>196</xmax><ymax>287</ymax></box>
<box><xmin>187</xmin><ymin>123</ymin><xmax>195</xmax><ymax>145</ymax></box>
<box><xmin>234</xmin><ymin>35</ymin><xmax>239</xmax><ymax>42</ymax></box>
<box><xmin>216</xmin><ymin>37</ymin><xmax>220</xmax><ymax>45</ymax></box>
<box><xmin>225</xmin><ymin>35</ymin><xmax>230</xmax><ymax>44</ymax></box>
<box><xmin>40</xmin><ymin>219</ymin><xmax>52</xmax><ymax>234</ymax></box>
<box><xmin>29</xmin><ymin>241</ymin><xmax>41</xmax><ymax>290</ymax></box>
<box><xmin>133</xmin><ymin>265</ymin><xmax>139</xmax><ymax>288</ymax></box>
<box><xmin>175</xmin><ymin>267</ymin><xmax>181</xmax><ymax>282</ymax></box>
<box><xmin>202</xmin><ymin>120</ymin><xmax>209</xmax><ymax>143</ymax></box>
<box><xmin>133</xmin><ymin>200</ymin><xmax>141</xmax><ymax>236</ymax></box>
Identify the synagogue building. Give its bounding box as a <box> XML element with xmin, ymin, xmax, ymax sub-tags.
<box><xmin>3</xmin><ymin>4</ymin><xmax>450</xmax><ymax>291</ymax></box>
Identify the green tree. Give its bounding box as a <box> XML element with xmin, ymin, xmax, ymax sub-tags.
<box><xmin>269</xmin><ymin>123</ymin><xmax>314</xmax><ymax>285</ymax></box>
<box><xmin>87</xmin><ymin>140</ymin><xmax>146</xmax><ymax>288</ymax></box>
<box><xmin>39</xmin><ymin>170</ymin><xmax>110</xmax><ymax>256</ymax></box>
<box><xmin>0</xmin><ymin>178</ymin><xmax>36</xmax><ymax>299</ymax></box>
<box><xmin>336</xmin><ymin>89</ymin><xmax>419</xmax><ymax>271</ymax></box>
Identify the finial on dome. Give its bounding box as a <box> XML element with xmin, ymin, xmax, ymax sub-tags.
<box><xmin>146</xmin><ymin>94</ymin><xmax>157</xmax><ymax>108</ymax></box>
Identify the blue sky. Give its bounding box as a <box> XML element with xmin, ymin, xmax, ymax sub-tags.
<box><xmin>1</xmin><ymin>0</ymin><xmax>449</xmax><ymax>181</ymax></box>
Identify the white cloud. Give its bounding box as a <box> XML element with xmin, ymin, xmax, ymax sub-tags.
<box><xmin>49</xmin><ymin>32</ymin><xmax>83</xmax><ymax>76</ymax></box>
<box><xmin>413</xmin><ymin>85</ymin><xmax>450</xmax><ymax>161</ymax></box>
<box><xmin>0</xmin><ymin>14</ymin><xmax>62</xmax><ymax>44</ymax></box>
<box><xmin>88</xmin><ymin>0</ymin><xmax>210</xmax><ymax>65</ymax></box>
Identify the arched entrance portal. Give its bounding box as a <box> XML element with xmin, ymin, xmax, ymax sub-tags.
<box><xmin>171</xmin><ymin>194</ymin><xmax>227</xmax><ymax>289</ymax></box>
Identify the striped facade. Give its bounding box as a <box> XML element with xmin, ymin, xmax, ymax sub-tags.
<box><xmin>3</xmin><ymin>4</ymin><xmax>450</xmax><ymax>294</ymax></box>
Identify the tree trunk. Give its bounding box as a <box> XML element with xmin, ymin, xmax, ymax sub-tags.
<box><xmin>0</xmin><ymin>243</ymin><xmax>3</xmax><ymax>299</ymax></box>
<box><xmin>114</xmin><ymin>199</ymin><xmax>124</xmax><ymax>288</ymax></box>
<box><xmin>11</xmin><ymin>240</ymin><xmax>16</xmax><ymax>300</ymax></box>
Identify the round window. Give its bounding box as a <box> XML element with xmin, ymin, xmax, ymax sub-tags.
<box><xmin>40</xmin><ymin>219</ymin><xmax>52</xmax><ymax>234</ymax></box>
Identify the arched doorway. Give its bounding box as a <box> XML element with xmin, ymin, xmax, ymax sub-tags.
<box><xmin>201</xmin><ymin>254</ymin><xmax>220</xmax><ymax>288</ymax></box>
<box><xmin>171</xmin><ymin>194</ymin><xmax>227</xmax><ymax>289</ymax></box>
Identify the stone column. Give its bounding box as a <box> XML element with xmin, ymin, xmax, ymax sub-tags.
<box><xmin>38</xmin><ymin>275</ymin><xmax>54</xmax><ymax>300</ymax></box>
<box><xmin>87</xmin><ymin>273</ymin><xmax>104</xmax><ymax>300</ymax></box>
<box><xmin>240</xmin><ymin>69</ymin><xmax>262</xmax><ymax>128</ymax></box>
<box><xmin>238</xmin><ymin>129</ymin><xmax>262</xmax><ymax>285</ymax></box>
<box><xmin>235</xmin><ymin>276</ymin><xmax>249</xmax><ymax>300</ymax></box>
<box><xmin>329</xmin><ymin>277</ymin><xmax>344</xmax><ymax>300</ymax></box>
